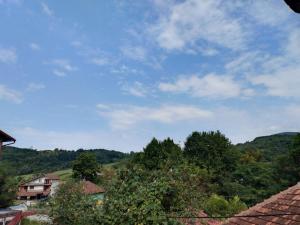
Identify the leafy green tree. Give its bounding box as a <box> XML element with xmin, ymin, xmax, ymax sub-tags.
<box><xmin>0</xmin><ymin>163</ymin><xmax>17</xmax><ymax>208</ymax></box>
<box><xmin>50</xmin><ymin>181</ymin><xmax>98</xmax><ymax>225</ymax></box>
<box><xmin>100</xmin><ymin>168</ymin><xmax>178</xmax><ymax>224</ymax></box>
<box><xmin>134</xmin><ymin>138</ymin><xmax>183</xmax><ymax>170</ymax></box>
<box><xmin>72</xmin><ymin>152</ymin><xmax>100</xmax><ymax>182</ymax></box>
<box><xmin>183</xmin><ymin>131</ymin><xmax>234</xmax><ymax>174</ymax></box>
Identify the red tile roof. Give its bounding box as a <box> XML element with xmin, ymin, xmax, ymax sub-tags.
<box><xmin>182</xmin><ymin>211</ymin><xmax>222</xmax><ymax>225</ymax></box>
<box><xmin>223</xmin><ymin>182</ymin><xmax>300</xmax><ymax>225</ymax></box>
<box><xmin>82</xmin><ymin>180</ymin><xmax>105</xmax><ymax>195</ymax></box>
<box><xmin>45</xmin><ymin>173</ymin><xmax>60</xmax><ymax>180</ymax></box>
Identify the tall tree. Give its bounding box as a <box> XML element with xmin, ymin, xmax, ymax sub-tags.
<box><xmin>135</xmin><ymin>138</ymin><xmax>183</xmax><ymax>170</ymax></box>
<box><xmin>183</xmin><ymin>131</ymin><xmax>233</xmax><ymax>173</ymax></box>
<box><xmin>72</xmin><ymin>152</ymin><xmax>100</xmax><ymax>182</ymax></box>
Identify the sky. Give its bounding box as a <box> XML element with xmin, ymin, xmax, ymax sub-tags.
<box><xmin>0</xmin><ymin>0</ymin><xmax>300</xmax><ymax>152</ymax></box>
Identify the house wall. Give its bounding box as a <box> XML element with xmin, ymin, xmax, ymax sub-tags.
<box><xmin>50</xmin><ymin>180</ymin><xmax>59</xmax><ymax>196</ymax></box>
<box><xmin>27</xmin><ymin>185</ymin><xmax>44</xmax><ymax>192</ymax></box>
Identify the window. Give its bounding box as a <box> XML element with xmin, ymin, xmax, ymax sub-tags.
<box><xmin>30</xmin><ymin>186</ymin><xmax>34</xmax><ymax>190</ymax></box>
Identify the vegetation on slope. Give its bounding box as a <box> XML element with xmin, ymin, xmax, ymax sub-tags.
<box><xmin>2</xmin><ymin>147</ymin><xmax>126</xmax><ymax>175</ymax></box>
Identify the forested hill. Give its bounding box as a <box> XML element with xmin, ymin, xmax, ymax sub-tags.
<box><xmin>236</xmin><ymin>132</ymin><xmax>299</xmax><ymax>160</ymax></box>
<box><xmin>2</xmin><ymin>146</ymin><xmax>127</xmax><ymax>175</ymax></box>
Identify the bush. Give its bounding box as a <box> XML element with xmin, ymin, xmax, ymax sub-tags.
<box><xmin>204</xmin><ymin>194</ymin><xmax>247</xmax><ymax>217</ymax></box>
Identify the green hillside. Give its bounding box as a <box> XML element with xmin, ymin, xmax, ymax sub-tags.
<box><xmin>2</xmin><ymin>146</ymin><xmax>127</xmax><ymax>175</ymax></box>
<box><xmin>236</xmin><ymin>132</ymin><xmax>299</xmax><ymax>160</ymax></box>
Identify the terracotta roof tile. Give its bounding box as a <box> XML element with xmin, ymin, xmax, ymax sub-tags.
<box><xmin>81</xmin><ymin>180</ymin><xmax>105</xmax><ymax>195</ymax></box>
<box><xmin>223</xmin><ymin>182</ymin><xmax>300</xmax><ymax>225</ymax></box>
<box><xmin>45</xmin><ymin>173</ymin><xmax>60</xmax><ymax>180</ymax></box>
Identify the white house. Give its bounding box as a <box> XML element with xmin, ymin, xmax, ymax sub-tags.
<box><xmin>17</xmin><ymin>174</ymin><xmax>60</xmax><ymax>200</ymax></box>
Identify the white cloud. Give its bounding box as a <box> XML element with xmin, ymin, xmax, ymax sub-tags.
<box><xmin>249</xmin><ymin>67</ymin><xmax>300</xmax><ymax>98</ymax></box>
<box><xmin>225</xmin><ymin>51</ymin><xmax>268</xmax><ymax>74</ymax></box>
<box><xmin>52</xmin><ymin>59</ymin><xmax>77</xmax><ymax>72</ymax></box>
<box><xmin>47</xmin><ymin>59</ymin><xmax>77</xmax><ymax>76</ymax></box>
<box><xmin>159</xmin><ymin>74</ymin><xmax>247</xmax><ymax>99</ymax></box>
<box><xmin>150</xmin><ymin>0</ymin><xmax>246</xmax><ymax>51</ymax></box>
<box><xmin>90</xmin><ymin>57</ymin><xmax>109</xmax><ymax>66</ymax></box>
<box><xmin>53</xmin><ymin>69</ymin><xmax>66</xmax><ymax>77</ymax></box>
<box><xmin>97</xmin><ymin>104</ymin><xmax>213</xmax><ymax>129</ymax></box>
<box><xmin>285</xmin><ymin>30</ymin><xmax>300</xmax><ymax>59</ymax></box>
<box><xmin>121</xmin><ymin>82</ymin><xmax>148</xmax><ymax>97</ymax></box>
<box><xmin>121</xmin><ymin>46</ymin><xmax>147</xmax><ymax>61</ymax></box>
<box><xmin>0</xmin><ymin>85</ymin><xmax>22</xmax><ymax>103</ymax></box>
<box><xmin>41</xmin><ymin>2</ymin><xmax>53</xmax><ymax>17</ymax></box>
<box><xmin>245</xmin><ymin>0</ymin><xmax>290</xmax><ymax>26</ymax></box>
<box><xmin>248</xmin><ymin>30</ymin><xmax>300</xmax><ymax>98</ymax></box>
<box><xmin>26</xmin><ymin>83</ymin><xmax>45</xmax><ymax>92</ymax></box>
<box><xmin>29</xmin><ymin>43</ymin><xmax>40</xmax><ymax>51</ymax></box>
<box><xmin>0</xmin><ymin>48</ymin><xmax>17</xmax><ymax>64</ymax></box>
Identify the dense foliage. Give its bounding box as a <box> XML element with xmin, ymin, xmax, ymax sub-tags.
<box><xmin>72</xmin><ymin>152</ymin><xmax>101</xmax><ymax>182</ymax></box>
<box><xmin>2</xmin><ymin>147</ymin><xmax>126</xmax><ymax>175</ymax></box>
<box><xmin>33</xmin><ymin>131</ymin><xmax>300</xmax><ymax>224</ymax></box>
<box><xmin>50</xmin><ymin>181</ymin><xmax>99</xmax><ymax>225</ymax></box>
<box><xmin>0</xmin><ymin>163</ymin><xmax>17</xmax><ymax>208</ymax></box>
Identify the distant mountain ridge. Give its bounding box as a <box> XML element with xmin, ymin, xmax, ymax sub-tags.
<box><xmin>236</xmin><ymin>132</ymin><xmax>299</xmax><ymax>160</ymax></box>
<box><xmin>2</xmin><ymin>146</ymin><xmax>127</xmax><ymax>175</ymax></box>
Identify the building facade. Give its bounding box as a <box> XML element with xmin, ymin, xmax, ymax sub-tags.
<box><xmin>17</xmin><ymin>174</ymin><xmax>60</xmax><ymax>200</ymax></box>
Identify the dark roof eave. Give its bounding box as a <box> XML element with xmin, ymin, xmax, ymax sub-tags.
<box><xmin>0</xmin><ymin>130</ymin><xmax>16</xmax><ymax>143</ymax></box>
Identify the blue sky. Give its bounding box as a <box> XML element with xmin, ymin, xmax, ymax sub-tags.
<box><xmin>0</xmin><ymin>0</ymin><xmax>300</xmax><ymax>152</ymax></box>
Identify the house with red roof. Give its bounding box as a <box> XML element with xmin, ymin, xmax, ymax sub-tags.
<box><xmin>223</xmin><ymin>182</ymin><xmax>300</xmax><ymax>225</ymax></box>
<box><xmin>81</xmin><ymin>180</ymin><xmax>106</xmax><ymax>204</ymax></box>
<box><xmin>17</xmin><ymin>174</ymin><xmax>60</xmax><ymax>200</ymax></box>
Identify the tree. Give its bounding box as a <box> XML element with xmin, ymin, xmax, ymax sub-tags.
<box><xmin>133</xmin><ymin>138</ymin><xmax>183</xmax><ymax>170</ymax></box>
<box><xmin>72</xmin><ymin>152</ymin><xmax>100</xmax><ymax>182</ymax></box>
<box><xmin>0</xmin><ymin>163</ymin><xmax>17</xmax><ymax>208</ymax></box>
<box><xmin>183</xmin><ymin>131</ymin><xmax>233</xmax><ymax>173</ymax></box>
<box><xmin>50</xmin><ymin>181</ymin><xmax>99</xmax><ymax>225</ymax></box>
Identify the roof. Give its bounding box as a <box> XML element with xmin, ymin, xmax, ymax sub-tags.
<box><xmin>223</xmin><ymin>182</ymin><xmax>300</xmax><ymax>225</ymax></box>
<box><xmin>0</xmin><ymin>130</ymin><xmax>16</xmax><ymax>143</ymax></box>
<box><xmin>182</xmin><ymin>211</ymin><xmax>221</xmax><ymax>225</ymax></box>
<box><xmin>20</xmin><ymin>173</ymin><xmax>60</xmax><ymax>186</ymax></box>
<box><xmin>45</xmin><ymin>173</ymin><xmax>60</xmax><ymax>180</ymax></box>
<box><xmin>82</xmin><ymin>180</ymin><xmax>105</xmax><ymax>195</ymax></box>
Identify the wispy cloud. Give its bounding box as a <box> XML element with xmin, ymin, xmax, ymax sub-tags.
<box><xmin>53</xmin><ymin>69</ymin><xmax>66</xmax><ymax>77</ymax></box>
<box><xmin>97</xmin><ymin>104</ymin><xmax>213</xmax><ymax>129</ymax></box>
<box><xmin>41</xmin><ymin>2</ymin><xmax>53</xmax><ymax>17</ymax></box>
<box><xmin>150</xmin><ymin>0</ymin><xmax>246</xmax><ymax>51</ymax></box>
<box><xmin>0</xmin><ymin>84</ymin><xmax>22</xmax><ymax>103</ymax></box>
<box><xmin>46</xmin><ymin>59</ymin><xmax>77</xmax><ymax>77</ymax></box>
<box><xmin>90</xmin><ymin>57</ymin><xmax>109</xmax><ymax>66</ymax></box>
<box><xmin>0</xmin><ymin>47</ymin><xmax>17</xmax><ymax>64</ymax></box>
<box><xmin>121</xmin><ymin>81</ymin><xmax>148</xmax><ymax>97</ymax></box>
<box><xmin>26</xmin><ymin>83</ymin><xmax>45</xmax><ymax>92</ymax></box>
<box><xmin>121</xmin><ymin>46</ymin><xmax>147</xmax><ymax>61</ymax></box>
<box><xmin>159</xmin><ymin>74</ymin><xmax>253</xmax><ymax>99</ymax></box>
<box><xmin>29</xmin><ymin>43</ymin><xmax>41</xmax><ymax>51</ymax></box>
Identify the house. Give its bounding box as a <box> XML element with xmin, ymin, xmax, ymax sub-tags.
<box><xmin>81</xmin><ymin>180</ymin><xmax>105</xmax><ymax>203</ymax></box>
<box><xmin>17</xmin><ymin>174</ymin><xmax>60</xmax><ymax>200</ymax></box>
<box><xmin>0</xmin><ymin>129</ymin><xmax>16</xmax><ymax>160</ymax></box>
<box><xmin>223</xmin><ymin>182</ymin><xmax>300</xmax><ymax>225</ymax></box>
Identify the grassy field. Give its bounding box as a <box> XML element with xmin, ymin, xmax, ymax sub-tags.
<box><xmin>19</xmin><ymin>161</ymin><xmax>124</xmax><ymax>182</ymax></box>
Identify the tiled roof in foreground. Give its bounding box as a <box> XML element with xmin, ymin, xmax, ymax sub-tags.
<box><xmin>223</xmin><ymin>182</ymin><xmax>300</xmax><ymax>225</ymax></box>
